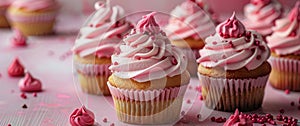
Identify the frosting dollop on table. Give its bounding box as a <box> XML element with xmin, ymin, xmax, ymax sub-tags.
<box><xmin>197</xmin><ymin>13</ymin><xmax>270</xmax><ymax>70</ymax></box>
<box><xmin>18</xmin><ymin>72</ymin><xmax>42</xmax><ymax>92</ymax></box>
<box><xmin>244</xmin><ymin>0</ymin><xmax>283</xmax><ymax>36</ymax></box>
<box><xmin>267</xmin><ymin>2</ymin><xmax>300</xmax><ymax>55</ymax></box>
<box><xmin>70</xmin><ymin>106</ymin><xmax>95</xmax><ymax>126</ymax></box>
<box><xmin>11</xmin><ymin>29</ymin><xmax>27</xmax><ymax>47</ymax></box>
<box><xmin>11</xmin><ymin>0</ymin><xmax>59</xmax><ymax>11</ymax></box>
<box><xmin>223</xmin><ymin>109</ymin><xmax>253</xmax><ymax>126</ymax></box>
<box><xmin>72</xmin><ymin>0</ymin><xmax>132</xmax><ymax>58</ymax></box>
<box><xmin>8</xmin><ymin>57</ymin><xmax>25</xmax><ymax>77</ymax></box>
<box><xmin>109</xmin><ymin>12</ymin><xmax>188</xmax><ymax>82</ymax></box>
<box><xmin>166</xmin><ymin>0</ymin><xmax>215</xmax><ymax>40</ymax></box>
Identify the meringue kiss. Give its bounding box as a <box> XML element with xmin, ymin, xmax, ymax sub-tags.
<box><xmin>18</xmin><ymin>72</ymin><xmax>42</xmax><ymax>92</ymax></box>
<box><xmin>8</xmin><ymin>57</ymin><xmax>25</xmax><ymax>77</ymax></box>
<box><xmin>70</xmin><ymin>106</ymin><xmax>95</xmax><ymax>126</ymax></box>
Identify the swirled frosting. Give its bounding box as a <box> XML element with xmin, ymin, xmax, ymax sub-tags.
<box><xmin>267</xmin><ymin>2</ymin><xmax>300</xmax><ymax>55</ymax></box>
<box><xmin>109</xmin><ymin>12</ymin><xmax>188</xmax><ymax>82</ymax></box>
<box><xmin>165</xmin><ymin>0</ymin><xmax>215</xmax><ymax>40</ymax></box>
<box><xmin>197</xmin><ymin>13</ymin><xmax>270</xmax><ymax>70</ymax></box>
<box><xmin>244</xmin><ymin>0</ymin><xmax>283</xmax><ymax>36</ymax></box>
<box><xmin>191</xmin><ymin>0</ymin><xmax>219</xmax><ymax>23</ymax></box>
<box><xmin>8</xmin><ymin>57</ymin><xmax>25</xmax><ymax>77</ymax></box>
<box><xmin>18</xmin><ymin>72</ymin><xmax>42</xmax><ymax>92</ymax></box>
<box><xmin>70</xmin><ymin>106</ymin><xmax>95</xmax><ymax>126</ymax></box>
<box><xmin>72</xmin><ymin>1</ymin><xmax>132</xmax><ymax>58</ymax></box>
<box><xmin>11</xmin><ymin>0</ymin><xmax>59</xmax><ymax>11</ymax></box>
<box><xmin>223</xmin><ymin>109</ymin><xmax>253</xmax><ymax>126</ymax></box>
<box><xmin>11</xmin><ymin>29</ymin><xmax>27</xmax><ymax>47</ymax></box>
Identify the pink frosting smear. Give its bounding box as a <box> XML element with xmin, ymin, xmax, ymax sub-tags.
<box><xmin>11</xmin><ymin>29</ymin><xmax>27</xmax><ymax>47</ymax></box>
<box><xmin>267</xmin><ymin>2</ymin><xmax>300</xmax><ymax>55</ymax></box>
<box><xmin>7</xmin><ymin>57</ymin><xmax>25</xmax><ymax>77</ymax></box>
<box><xmin>18</xmin><ymin>72</ymin><xmax>42</xmax><ymax>92</ymax></box>
<box><xmin>166</xmin><ymin>0</ymin><xmax>215</xmax><ymax>40</ymax></box>
<box><xmin>243</xmin><ymin>0</ymin><xmax>283</xmax><ymax>36</ymax></box>
<box><xmin>72</xmin><ymin>0</ymin><xmax>132</xmax><ymax>58</ymax></box>
<box><xmin>109</xmin><ymin>12</ymin><xmax>188</xmax><ymax>82</ymax></box>
<box><xmin>197</xmin><ymin>12</ymin><xmax>270</xmax><ymax>70</ymax></box>
<box><xmin>11</xmin><ymin>0</ymin><xmax>59</xmax><ymax>11</ymax></box>
<box><xmin>69</xmin><ymin>106</ymin><xmax>95</xmax><ymax>126</ymax></box>
<box><xmin>223</xmin><ymin>109</ymin><xmax>253</xmax><ymax>126</ymax></box>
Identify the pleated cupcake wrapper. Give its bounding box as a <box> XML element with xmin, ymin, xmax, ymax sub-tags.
<box><xmin>7</xmin><ymin>11</ymin><xmax>57</xmax><ymax>23</ymax></box>
<box><xmin>180</xmin><ymin>48</ymin><xmax>200</xmax><ymax>76</ymax></box>
<box><xmin>269</xmin><ymin>56</ymin><xmax>300</xmax><ymax>91</ymax></box>
<box><xmin>74</xmin><ymin>62</ymin><xmax>112</xmax><ymax>95</ymax></box>
<box><xmin>107</xmin><ymin>82</ymin><xmax>188</xmax><ymax>124</ymax></box>
<box><xmin>198</xmin><ymin>74</ymin><xmax>269</xmax><ymax>112</ymax></box>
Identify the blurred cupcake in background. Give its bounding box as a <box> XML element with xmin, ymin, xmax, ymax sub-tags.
<box><xmin>165</xmin><ymin>0</ymin><xmax>215</xmax><ymax>76</ymax></box>
<box><xmin>266</xmin><ymin>2</ymin><xmax>300</xmax><ymax>91</ymax></box>
<box><xmin>0</xmin><ymin>0</ymin><xmax>12</xmax><ymax>28</ymax></box>
<box><xmin>243</xmin><ymin>0</ymin><xmax>284</xmax><ymax>39</ymax></box>
<box><xmin>7</xmin><ymin>0</ymin><xmax>59</xmax><ymax>36</ymax></box>
<box><xmin>72</xmin><ymin>0</ymin><xmax>132</xmax><ymax>95</ymax></box>
<box><xmin>190</xmin><ymin>0</ymin><xmax>219</xmax><ymax>23</ymax></box>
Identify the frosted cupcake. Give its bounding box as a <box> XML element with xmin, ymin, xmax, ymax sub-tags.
<box><xmin>72</xmin><ymin>1</ymin><xmax>132</xmax><ymax>95</ymax></box>
<box><xmin>0</xmin><ymin>0</ymin><xmax>12</xmax><ymax>28</ymax></box>
<box><xmin>266</xmin><ymin>2</ymin><xmax>300</xmax><ymax>91</ymax></box>
<box><xmin>108</xmin><ymin>12</ymin><xmax>190</xmax><ymax>124</ymax></box>
<box><xmin>190</xmin><ymin>0</ymin><xmax>219</xmax><ymax>23</ymax></box>
<box><xmin>7</xmin><ymin>0</ymin><xmax>59</xmax><ymax>35</ymax></box>
<box><xmin>243</xmin><ymin>0</ymin><xmax>283</xmax><ymax>38</ymax></box>
<box><xmin>165</xmin><ymin>0</ymin><xmax>215</xmax><ymax>76</ymax></box>
<box><xmin>197</xmin><ymin>13</ymin><xmax>271</xmax><ymax>112</ymax></box>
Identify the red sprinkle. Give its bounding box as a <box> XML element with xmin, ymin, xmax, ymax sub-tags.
<box><xmin>195</xmin><ymin>86</ymin><xmax>202</xmax><ymax>92</ymax></box>
<box><xmin>291</xmin><ymin>101</ymin><xmax>295</xmax><ymax>106</ymax></box>
<box><xmin>285</xmin><ymin>89</ymin><xmax>290</xmax><ymax>94</ymax></box>
<box><xmin>186</xmin><ymin>99</ymin><xmax>191</xmax><ymax>104</ymax></box>
<box><xmin>8</xmin><ymin>124</ymin><xmax>11</xmax><ymax>126</ymax></box>
<box><xmin>211</xmin><ymin>117</ymin><xmax>216</xmax><ymax>122</ymax></box>
<box><xmin>110</xmin><ymin>123</ymin><xmax>114</xmax><ymax>126</ymax></box>
<box><xmin>33</xmin><ymin>93</ymin><xmax>37</xmax><ymax>97</ymax></box>
<box><xmin>22</xmin><ymin>104</ymin><xmax>27</xmax><ymax>109</ymax></box>
<box><xmin>103</xmin><ymin>118</ymin><xmax>107</xmax><ymax>123</ymax></box>
<box><xmin>20</xmin><ymin>93</ymin><xmax>27</xmax><ymax>99</ymax></box>
<box><xmin>199</xmin><ymin>95</ymin><xmax>204</xmax><ymax>101</ymax></box>
<box><xmin>280</xmin><ymin>109</ymin><xmax>285</xmax><ymax>114</ymax></box>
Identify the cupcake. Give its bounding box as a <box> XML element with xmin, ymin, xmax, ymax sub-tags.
<box><xmin>7</xmin><ymin>0</ymin><xmax>59</xmax><ymax>36</ymax></box>
<box><xmin>72</xmin><ymin>1</ymin><xmax>132</xmax><ymax>95</ymax></box>
<box><xmin>108</xmin><ymin>12</ymin><xmax>190</xmax><ymax>124</ymax></box>
<box><xmin>190</xmin><ymin>0</ymin><xmax>219</xmax><ymax>23</ymax></box>
<box><xmin>197</xmin><ymin>13</ymin><xmax>271</xmax><ymax>112</ymax></box>
<box><xmin>165</xmin><ymin>0</ymin><xmax>215</xmax><ymax>76</ymax></box>
<box><xmin>0</xmin><ymin>0</ymin><xmax>12</xmax><ymax>28</ymax></box>
<box><xmin>266</xmin><ymin>2</ymin><xmax>300</xmax><ymax>91</ymax></box>
<box><xmin>243</xmin><ymin>0</ymin><xmax>283</xmax><ymax>39</ymax></box>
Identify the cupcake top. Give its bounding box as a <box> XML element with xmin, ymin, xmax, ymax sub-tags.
<box><xmin>267</xmin><ymin>2</ymin><xmax>300</xmax><ymax>55</ymax></box>
<box><xmin>165</xmin><ymin>0</ymin><xmax>215</xmax><ymax>40</ymax></box>
<box><xmin>243</xmin><ymin>0</ymin><xmax>283</xmax><ymax>36</ymax></box>
<box><xmin>11</xmin><ymin>0</ymin><xmax>59</xmax><ymax>11</ymax></box>
<box><xmin>0</xmin><ymin>0</ymin><xmax>13</xmax><ymax>7</ymax></box>
<box><xmin>197</xmin><ymin>12</ymin><xmax>270</xmax><ymax>71</ymax></box>
<box><xmin>109</xmin><ymin>12</ymin><xmax>188</xmax><ymax>82</ymax></box>
<box><xmin>72</xmin><ymin>1</ymin><xmax>132</xmax><ymax>58</ymax></box>
<box><xmin>223</xmin><ymin>109</ymin><xmax>253</xmax><ymax>126</ymax></box>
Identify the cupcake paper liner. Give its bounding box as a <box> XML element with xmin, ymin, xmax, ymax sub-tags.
<box><xmin>74</xmin><ymin>62</ymin><xmax>111</xmax><ymax>95</ymax></box>
<box><xmin>198</xmin><ymin>73</ymin><xmax>269</xmax><ymax>112</ymax></box>
<box><xmin>180</xmin><ymin>48</ymin><xmax>200</xmax><ymax>76</ymax></box>
<box><xmin>107</xmin><ymin>82</ymin><xmax>188</xmax><ymax>124</ymax></box>
<box><xmin>269</xmin><ymin>56</ymin><xmax>300</xmax><ymax>91</ymax></box>
<box><xmin>7</xmin><ymin>11</ymin><xmax>57</xmax><ymax>23</ymax></box>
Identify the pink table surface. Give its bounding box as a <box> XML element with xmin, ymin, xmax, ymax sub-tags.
<box><xmin>0</xmin><ymin>14</ymin><xmax>300</xmax><ymax>126</ymax></box>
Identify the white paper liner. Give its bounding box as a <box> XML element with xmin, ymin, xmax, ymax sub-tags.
<box><xmin>198</xmin><ymin>73</ymin><xmax>269</xmax><ymax>112</ymax></box>
<box><xmin>107</xmin><ymin>82</ymin><xmax>188</xmax><ymax>124</ymax></box>
<box><xmin>269</xmin><ymin>56</ymin><xmax>300</xmax><ymax>91</ymax></box>
<box><xmin>7</xmin><ymin>11</ymin><xmax>57</xmax><ymax>23</ymax></box>
<box><xmin>75</xmin><ymin>62</ymin><xmax>111</xmax><ymax>95</ymax></box>
<box><xmin>180</xmin><ymin>48</ymin><xmax>199</xmax><ymax>76</ymax></box>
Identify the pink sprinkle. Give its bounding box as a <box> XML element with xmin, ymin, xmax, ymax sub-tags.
<box><xmin>212</xmin><ymin>41</ymin><xmax>217</xmax><ymax>45</ymax></box>
<box><xmin>113</xmin><ymin>62</ymin><xmax>118</xmax><ymax>65</ymax></box>
<box><xmin>199</xmin><ymin>95</ymin><xmax>204</xmax><ymax>101</ymax></box>
<box><xmin>20</xmin><ymin>93</ymin><xmax>27</xmax><ymax>99</ymax></box>
<box><xmin>195</xmin><ymin>86</ymin><xmax>202</xmax><ymax>92</ymax></box>
<box><xmin>256</xmin><ymin>55</ymin><xmax>261</xmax><ymax>60</ymax></box>
<box><xmin>33</xmin><ymin>93</ymin><xmax>37</xmax><ymax>97</ymax></box>
<box><xmin>285</xmin><ymin>89</ymin><xmax>290</xmax><ymax>94</ymax></box>
<box><xmin>211</xmin><ymin>117</ymin><xmax>216</xmax><ymax>122</ymax></box>
<box><xmin>171</xmin><ymin>57</ymin><xmax>178</xmax><ymax>65</ymax></box>
<box><xmin>103</xmin><ymin>118</ymin><xmax>107</xmax><ymax>123</ymax></box>
<box><xmin>222</xmin><ymin>55</ymin><xmax>226</xmax><ymax>59</ymax></box>
<box><xmin>110</xmin><ymin>123</ymin><xmax>114</xmax><ymax>126</ymax></box>
<box><xmin>186</xmin><ymin>99</ymin><xmax>191</xmax><ymax>104</ymax></box>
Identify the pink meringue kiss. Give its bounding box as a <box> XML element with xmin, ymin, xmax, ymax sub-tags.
<box><xmin>18</xmin><ymin>72</ymin><xmax>42</xmax><ymax>92</ymax></box>
<box><xmin>11</xmin><ymin>29</ymin><xmax>27</xmax><ymax>47</ymax></box>
<box><xmin>216</xmin><ymin>12</ymin><xmax>246</xmax><ymax>38</ymax></box>
<box><xmin>70</xmin><ymin>106</ymin><xmax>95</xmax><ymax>126</ymax></box>
<box><xmin>8</xmin><ymin>57</ymin><xmax>25</xmax><ymax>77</ymax></box>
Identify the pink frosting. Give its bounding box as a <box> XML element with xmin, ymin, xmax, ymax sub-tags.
<box><xmin>223</xmin><ymin>109</ymin><xmax>253</xmax><ymax>126</ymax></box>
<box><xmin>72</xmin><ymin>0</ymin><xmax>132</xmax><ymax>58</ymax></box>
<box><xmin>11</xmin><ymin>0</ymin><xmax>58</xmax><ymax>11</ymax></box>
<box><xmin>18</xmin><ymin>72</ymin><xmax>42</xmax><ymax>92</ymax></box>
<box><xmin>191</xmin><ymin>0</ymin><xmax>219</xmax><ymax>23</ymax></box>
<box><xmin>0</xmin><ymin>0</ymin><xmax>13</xmax><ymax>7</ymax></box>
<box><xmin>267</xmin><ymin>2</ymin><xmax>300</xmax><ymax>55</ymax></box>
<box><xmin>109</xmin><ymin>12</ymin><xmax>188</xmax><ymax>82</ymax></box>
<box><xmin>7</xmin><ymin>57</ymin><xmax>25</xmax><ymax>77</ymax></box>
<box><xmin>69</xmin><ymin>106</ymin><xmax>95</xmax><ymax>126</ymax></box>
<box><xmin>197</xmin><ymin>13</ymin><xmax>270</xmax><ymax>70</ymax></box>
<box><xmin>244</xmin><ymin>0</ymin><xmax>283</xmax><ymax>36</ymax></box>
<box><xmin>165</xmin><ymin>0</ymin><xmax>215</xmax><ymax>40</ymax></box>
<box><xmin>11</xmin><ymin>29</ymin><xmax>27</xmax><ymax>47</ymax></box>
<box><xmin>216</xmin><ymin>12</ymin><xmax>246</xmax><ymax>38</ymax></box>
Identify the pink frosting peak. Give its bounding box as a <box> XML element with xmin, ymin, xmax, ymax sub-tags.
<box><xmin>136</xmin><ymin>12</ymin><xmax>160</xmax><ymax>33</ymax></box>
<box><xmin>223</xmin><ymin>109</ymin><xmax>253</xmax><ymax>126</ymax></box>
<box><xmin>181</xmin><ymin>0</ymin><xmax>201</xmax><ymax>14</ymax></box>
<box><xmin>288</xmin><ymin>2</ymin><xmax>300</xmax><ymax>22</ymax></box>
<box><xmin>8</xmin><ymin>58</ymin><xmax>25</xmax><ymax>77</ymax></box>
<box><xmin>18</xmin><ymin>72</ymin><xmax>42</xmax><ymax>92</ymax></box>
<box><xmin>70</xmin><ymin>106</ymin><xmax>95</xmax><ymax>126</ymax></box>
<box><xmin>11</xmin><ymin>29</ymin><xmax>27</xmax><ymax>47</ymax></box>
<box><xmin>216</xmin><ymin>12</ymin><xmax>246</xmax><ymax>38</ymax></box>
<box><xmin>251</xmin><ymin>0</ymin><xmax>271</xmax><ymax>7</ymax></box>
